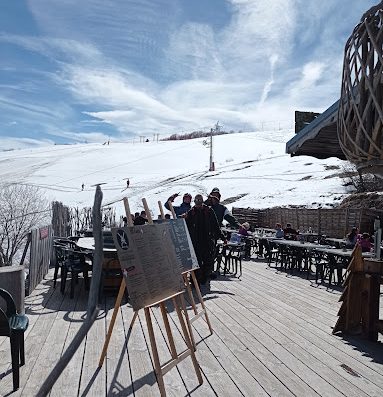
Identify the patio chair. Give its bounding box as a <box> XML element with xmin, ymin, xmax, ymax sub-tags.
<box><xmin>61</xmin><ymin>249</ymin><xmax>91</xmax><ymax>298</ymax></box>
<box><xmin>0</xmin><ymin>288</ymin><xmax>29</xmax><ymax>391</ymax></box>
<box><xmin>53</xmin><ymin>243</ymin><xmax>68</xmax><ymax>288</ymax></box>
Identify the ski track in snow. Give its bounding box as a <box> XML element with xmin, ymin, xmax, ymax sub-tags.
<box><xmin>0</xmin><ymin>130</ymin><xmax>349</xmax><ymax>213</ymax></box>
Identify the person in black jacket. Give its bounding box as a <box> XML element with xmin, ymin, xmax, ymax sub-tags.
<box><xmin>133</xmin><ymin>211</ymin><xmax>148</xmax><ymax>225</ymax></box>
<box><xmin>205</xmin><ymin>189</ymin><xmax>239</xmax><ymax>228</ymax></box>
<box><xmin>185</xmin><ymin>194</ymin><xmax>222</xmax><ymax>284</ymax></box>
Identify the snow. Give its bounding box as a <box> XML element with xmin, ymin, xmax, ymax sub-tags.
<box><xmin>0</xmin><ymin>130</ymin><xmax>349</xmax><ymax>217</ymax></box>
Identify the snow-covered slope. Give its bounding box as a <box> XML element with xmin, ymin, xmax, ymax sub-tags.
<box><xmin>0</xmin><ymin>130</ymin><xmax>348</xmax><ymax>216</ymax></box>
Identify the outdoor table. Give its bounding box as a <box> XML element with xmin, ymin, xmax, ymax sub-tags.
<box><xmin>76</xmin><ymin>237</ymin><xmax>116</xmax><ymax>252</ymax></box>
<box><xmin>76</xmin><ymin>237</ymin><xmax>122</xmax><ymax>291</ymax></box>
<box><xmin>271</xmin><ymin>239</ymin><xmax>324</xmax><ymax>274</ymax></box>
<box><xmin>323</xmin><ymin>237</ymin><xmax>347</xmax><ymax>248</ymax></box>
<box><xmin>299</xmin><ymin>232</ymin><xmax>321</xmax><ymax>243</ymax></box>
<box><xmin>313</xmin><ymin>247</ymin><xmax>374</xmax><ymax>286</ymax></box>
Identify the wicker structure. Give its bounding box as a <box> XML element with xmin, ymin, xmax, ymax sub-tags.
<box><xmin>338</xmin><ymin>2</ymin><xmax>383</xmax><ymax>175</ymax></box>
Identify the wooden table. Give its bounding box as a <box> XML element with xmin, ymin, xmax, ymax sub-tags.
<box><xmin>323</xmin><ymin>237</ymin><xmax>347</xmax><ymax>248</ymax></box>
<box><xmin>76</xmin><ymin>237</ymin><xmax>122</xmax><ymax>290</ymax></box>
<box><xmin>313</xmin><ymin>247</ymin><xmax>374</xmax><ymax>286</ymax></box>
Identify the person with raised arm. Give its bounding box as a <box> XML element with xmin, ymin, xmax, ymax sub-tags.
<box><xmin>164</xmin><ymin>192</ymin><xmax>192</xmax><ymax>217</ymax></box>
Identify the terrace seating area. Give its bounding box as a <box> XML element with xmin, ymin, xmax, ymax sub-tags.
<box><xmin>1</xmin><ymin>257</ymin><xmax>383</xmax><ymax>396</ymax></box>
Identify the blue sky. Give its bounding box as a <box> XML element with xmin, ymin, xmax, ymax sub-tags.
<box><xmin>0</xmin><ymin>0</ymin><xmax>378</xmax><ymax>148</ymax></box>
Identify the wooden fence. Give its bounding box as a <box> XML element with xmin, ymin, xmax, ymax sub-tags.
<box><xmin>27</xmin><ymin>225</ymin><xmax>53</xmax><ymax>295</ymax></box>
<box><xmin>232</xmin><ymin>207</ymin><xmax>383</xmax><ymax>238</ymax></box>
<box><xmin>52</xmin><ymin>201</ymin><xmax>116</xmax><ymax>237</ymax></box>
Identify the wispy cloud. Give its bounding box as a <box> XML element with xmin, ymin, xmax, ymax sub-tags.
<box><xmin>0</xmin><ymin>137</ymin><xmax>54</xmax><ymax>150</ymax></box>
<box><xmin>0</xmin><ymin>0</ymin><xmax>378</xmax><ymax>147</ymax></box>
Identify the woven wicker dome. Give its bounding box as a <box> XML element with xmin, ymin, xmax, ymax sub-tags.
<box><xmin>338</xmin><ymin>1</ymin><xmax>383</xmax><ymax>176</ymax></box>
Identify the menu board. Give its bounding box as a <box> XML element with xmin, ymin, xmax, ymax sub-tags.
<box><xmin>167</xmin><ymin>218</ymin><xmax>199</xmax><ymax>272</ymax></box>
<box><xmin>112</xmin><ymin>223</ymin><xmax>185</xmax><ymax>311</ymax></box>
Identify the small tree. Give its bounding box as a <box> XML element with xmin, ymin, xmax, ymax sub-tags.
<box><xmin>0</xmin><ymin>184</ymin><xmax>49</xmax><ymax>266</ymax></box>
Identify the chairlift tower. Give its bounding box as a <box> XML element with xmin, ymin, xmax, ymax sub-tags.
<box><xmin>209</xmin><ymin>121</ymin><xmax>221</xmax><ymax>171</ymax></box>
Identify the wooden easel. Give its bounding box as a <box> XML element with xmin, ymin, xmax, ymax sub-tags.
<box><xmin>333</xmin><ymin>245</ymin><xmax>383</xmax><ymax>341</ymax></box>
<box><xmin>165</xmin><ymin>201</ymin><xmax>213</xmax><ymax>338</ymax></box>
<box><xmin>99</xmin><ymin>197</ymin><xmax>203</xmax><ymax>396</ymax></box>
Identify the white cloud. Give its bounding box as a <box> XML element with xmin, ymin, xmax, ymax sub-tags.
<box><xmin>0</xmin><ymin>137</ymin><xmax>54</xmax><ymax>150</ymax></box>
<box><xmin>0</xmin><ymin>33</ymin><xmax>101</xmax><ymax>64</ymax></box>
<box><xmin>1</xmin><ymin>0</ymin><xmax>377</xmax><ymax>145</ymax></box>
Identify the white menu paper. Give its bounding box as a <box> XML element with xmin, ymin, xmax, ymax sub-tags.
<box><xmin>112</xmin><ymin>223</ymin><xmax>185</xmax><ymax>310</ymax></box>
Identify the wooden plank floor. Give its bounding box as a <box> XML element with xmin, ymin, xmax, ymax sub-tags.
<box><xmin>1</xmin><ymin>260</ymin><xmax>383</xmax><ymax>396</ymax></box>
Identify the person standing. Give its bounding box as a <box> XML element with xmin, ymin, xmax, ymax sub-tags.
<box><xmin>126</xmin><ymin>178</ymin><xmax>130</xmax><ymax>188</ymax></box>
<box><xmin>205</xmin><ymin>188</ymin><xmax>239</xmax><ymax>228</ymax></box>
<box><xmin>164</xmin><ymin>192</ymin><xmax>192</xmax><ymax>217</ymax></box>
<box><xmin>133</xmin><ymin>211</ymin><xmax>148</xmax><ymax>225</ymax></box>
<box><xmin>185</xmin><ymin>194</ymin><xmax>222</xmax><ymax>284</ymax></box>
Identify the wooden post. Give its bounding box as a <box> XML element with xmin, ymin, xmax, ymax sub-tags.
<box><xmin>190</xmin><ymin>270</ymin><xmax>213</xmax><ymax>335</ymax></box>
<box><xmin>142</xmin><ymin>198</ymin><xmax>153</xmax><ymax>223</ymax></box>
<box><xmin>98</xmin><ymin>279</ymin><xmax>129</xmax><ymax>367</ymax></box>
<box><xmin>174</xmin><ymin>294</ymin><xmax>203</xmax><ymax>385</ymax></box>
<box><xmin>123</xmin><ymin>197</ymin><xmax>134</xmax><ymax>227</ymax></box>
<box><xmin>160</xmin><ymin>302</ymin><xmax>178</xmax><ymax>359</ymax></box>
<box><xmin>99</xmin><ymin>196</ymin><xmax>134</xmax><ymax>367</ymax></box>
<box><xmin>144</xmin><ymin>307</ymin><xmax>166</xmax><ymax>396</ymax></box>
<box><xmin>167</xmin><ymin>201</ymin><xmax>177</xmax><ymax>219</ymax></box>
<box><xmin>158</xmin><ymin>201</ymin><xmax>165</xmax><ymax>219</ymax></box>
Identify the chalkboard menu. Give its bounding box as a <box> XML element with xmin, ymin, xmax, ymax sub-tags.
<box><xmin>167</xmin><ymin>218</ymin><xmax>199</xmax><ymax>272</ymax></box>
<box><xmin>102</xmin><ymin>230</ymin><xmax>116</xmax><ymax>249</ymax></box>
<box><xmin>112</xmin><ymin>223</ymin><xmax>185</xmax><ymax>311</ymax></box>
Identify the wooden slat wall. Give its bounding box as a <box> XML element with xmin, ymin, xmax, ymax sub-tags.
<box><xmin>232</xmin><ymin>207</ymin><xmax>383</xmax><ymax>237</ymax></box>
<box><xmin>52</xmin><ymin>201</ymin><xmax>70</xmax><ymax>237</ymax></box>
<box><xmin>28</xmin><ymin>225</ymin><xmax>53</xmax><ymax>295</ymax></box>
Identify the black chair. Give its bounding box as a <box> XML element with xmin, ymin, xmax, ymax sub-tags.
<box><xmin>0</xmin><ymin>288</ymin><xmax>29</xmax><ymax>391</ymax></box>
<box><xmin>61</xmin><ymin>249</ymin><xmax>92</xmax><ymax>298</ymax></box>
<box><xmin>52</xmin><ymin>238</ymin><xmax>78</xmax><ymax>289</ymax></box>
<box><xmin>53</xmin><ymin>243</ymin><xmax>68</xmax><ymax>288</ymax></box>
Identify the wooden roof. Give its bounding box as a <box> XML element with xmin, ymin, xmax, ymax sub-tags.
<box><xmin>286</xmin><ymin>100</ymin><xmax>347</xmax><ymax>160</ymax></box>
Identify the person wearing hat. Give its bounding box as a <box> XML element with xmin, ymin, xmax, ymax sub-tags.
<box><xmin>164</xmin><ymin>192</ymin><xmax>192</xmax><ymax>217</ymax></box>
<box><xmin>133</xmin><ymin>210</ymin><xmax>148</xmax><ymax>225</ymax></box>
<box><xmin>238</xmin><ymin>222</ymin><xmax>251</xmax><ymax>236</ymax></box>
<box><xmin>205</xmin><ymin>189</ymin><xmax>239</xmax><ymax>229</ymax></box>
<box><xmin>185</xmin><ymin>194</ymin><xmax>223</xmax><ymax>285</ymax></box>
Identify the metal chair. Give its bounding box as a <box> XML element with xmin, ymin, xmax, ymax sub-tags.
<box><xmin>0</xmin><ymin>288</ymin><xmax>29</xmax><ymax>391</ymax></box>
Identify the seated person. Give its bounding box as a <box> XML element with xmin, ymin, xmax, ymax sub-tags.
<box><xmin>259</xmin><ymin>223</ymin><xmax>284</xmax><ymax>257</ymax></box>
<box><xmin>358</xmin><ymin>232</ymin><xmax>373</xmax><ymax>252</ymax></box>
<box><xmin>238</xmin><ymin>222</ymin><xmax>251</xmax><ymax>236</ymax></box>
<box><xmin>238</xmin><ymin>222</ymin><xmax>252</xmax><ymax>258</ymax></box>
<box><xmin>275</xmin><ymin>223</ymin><xmax>284</xmax><ymax>238</ymax></box>
<box><xmin>345</xmin><ymin>226</ymin><xmax>359</xmax><ymax>248</ymax></box>
<box><xmin>283</xmin><ymin>223</ymin><xmax>298</xmax><ymax>240</ymax></box>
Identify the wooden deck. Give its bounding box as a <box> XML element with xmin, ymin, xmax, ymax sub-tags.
<box><xmin>1</xmin><ymin>260</ymin><xmax>383</xmax><ymax>396</ymax></box>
